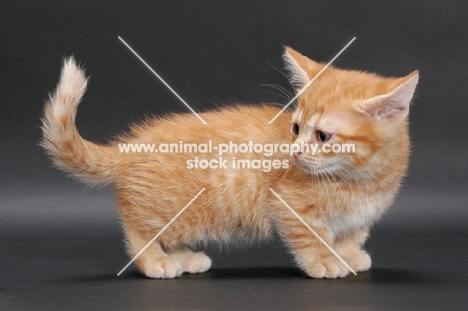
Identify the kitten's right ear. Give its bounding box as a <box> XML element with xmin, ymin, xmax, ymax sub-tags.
<box><xmin>283</xmin><ymin>47</ymin><xmax>314</xmax><ymax>89</ymax></box>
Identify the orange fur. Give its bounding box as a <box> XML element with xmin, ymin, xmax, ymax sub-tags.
<box><xmin>42</xmin><ymin>49</ymin><xmax>418</xmax><ymax>278</ymax></box>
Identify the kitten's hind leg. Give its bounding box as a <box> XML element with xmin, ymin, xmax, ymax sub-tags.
<box><xmin>166</xmin><ymin>246</ymin><xmax>212</xmax><ymax>274</ymax></box>
<box><xmin>125</xmin><ymin>227</ymin><xmax>183</xmax><ymax>279</ymax></box>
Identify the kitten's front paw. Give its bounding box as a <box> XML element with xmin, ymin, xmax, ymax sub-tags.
<box><xmin>305</xmin><ymin>256</ymin><xmax>350</xmax><ymax>278</ymax></box>
<box><xmin>345</xmin><ymin>250</ymin><xmax>371</xmax><ymax>272</ymax></box>
<box><xmin>145</xmin><ymin>256</ymin><xmax>183</xmax><ymax>279</ymax></box>
<box><xmin>179</xmin><ymin>252</ymin><xmax>212</xmax><ymax>274</ymax></box>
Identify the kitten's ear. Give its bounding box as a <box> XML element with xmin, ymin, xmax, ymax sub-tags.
<box><xmin>360</xmin><ymin>71</ymin><xmax>419</xmax><ymax>121</ymax></box>
<box><xmin>283</xmin><ymin>47</ymin><xmax>321</xmax><ymax>89</ymax></box>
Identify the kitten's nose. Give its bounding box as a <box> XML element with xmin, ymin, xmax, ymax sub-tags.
<box><xmin>293</xmin><ymin>151</ymin><xmax>302</xmax><ymax>159</ymax></box>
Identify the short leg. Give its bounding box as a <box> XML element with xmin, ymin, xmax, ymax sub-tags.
<box><xmin>125</xmin><ymin>227</ymin><xmax>183</xmax><ymax>279</ymax></box>
<box><xmin>167</xmin><ymin>246</ymin><xmax>212</xmax><ymax>274</ymax></box>
<box><xmin>277</xmin><ymin>214</ymin><xmax>350</xmax><ymax>278</ymax></box>
<box><xmin>334</xmin><ymin>226</ymin><xmax>371</xmax><ymax>272</ymax></box>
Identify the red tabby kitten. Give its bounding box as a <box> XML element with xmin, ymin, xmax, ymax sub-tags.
<box><xmin>41</xmin><ymin>47</ymin><xmax>418</xmax><ymax>278</ymax></box>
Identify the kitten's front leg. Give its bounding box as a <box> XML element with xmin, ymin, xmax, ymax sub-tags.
<box><xmin>277</xmin><ymin>214</ymin><xmax>350</xmax><ymax>278</ymax></box>
<box><xmin>334</xmin><ymin>226</ymin><xmax>371</xmax><ymax>272</ymax></box>
<box><xmin>167</xmin><ymin>246</ymin><xmax>212</xmax><ymax>274</ymax></box>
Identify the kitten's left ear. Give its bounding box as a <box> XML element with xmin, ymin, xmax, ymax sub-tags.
<box><xmin>360</xmin><ymin>71</ymin><xmax>419</xmax><ymax>121</ymax></box>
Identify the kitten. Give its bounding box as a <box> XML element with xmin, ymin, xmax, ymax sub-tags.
<box><xmin>41</xmin><ymin>47</ymin><xmax>418</xmax><ymax>278</ymax></box>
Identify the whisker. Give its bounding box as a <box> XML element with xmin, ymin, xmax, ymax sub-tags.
<box><xmin>265</xmin><ymin>101</ymin><xmax>287</xmax><ymax>108</ymax></box>
<box><xmin>277</xmin><ymin>158</ymin><xmax>293</xmax><ymax>184</ymax></box>
<box><xmin>266</xmin><ymin>60</ymin><xmax>296</xmax><ymax>92</ymax></box>
<box><xmin>259</xmin><ymin>83</ymin><xmax>293</xmax><ymax>100</ymax></box>
<box><xmin>262</xmin><ymin>90</ymin><xmax>289</xmax><ymax>101</ymax></box>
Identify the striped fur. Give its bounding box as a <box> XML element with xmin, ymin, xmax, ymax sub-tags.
<box><xmin>41</xmin><ymin>48</ymin><xmax>418</xmax><ymax>278</ymax></box>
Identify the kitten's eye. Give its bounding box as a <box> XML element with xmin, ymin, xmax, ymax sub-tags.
<box><xmin>316</xmin><ymin>130</ymin><xmax>332</xmax><ymax>142</ymax></box>
<box><xmin>292</xmin><ymin>123</ymin><xmax>300</xmax><ymax>135</ymax></box>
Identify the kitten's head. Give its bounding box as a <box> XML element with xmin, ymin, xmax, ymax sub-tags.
<box><xmin>283</xmin><ymin>47</ymin><xmax>419</xmax><ymax>180</ymax></box>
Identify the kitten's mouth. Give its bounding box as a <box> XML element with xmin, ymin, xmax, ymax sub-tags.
<box><xmin>293</xmin><ymin>156</ymin><xmax>339</xmax><ymax>175</ymax></box>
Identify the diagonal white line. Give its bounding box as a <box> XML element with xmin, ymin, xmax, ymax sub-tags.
<box><xmin>268</xmin><ymin>37</ymin><xmax>356</xmax><ymax>124</ymax></box>
<box><xmin>268</xmin><ymin>188</ymin><xmax>357</xmax><ymax>275</ymax></box>
<box><xmin>118</xmin><ymin>36</ymin><xmax>207</xmax><ymax>124</ymax></box>
<box><xmin>117</xmin><ymin>188</ymin><xmax>206</xmax><ymax>276</ymax></box>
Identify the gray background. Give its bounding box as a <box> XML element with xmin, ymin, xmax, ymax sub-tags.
<box><xmin>1</xmin><ymin>0</ymin><xmax>467</xmax><ymax>309</ymax></box>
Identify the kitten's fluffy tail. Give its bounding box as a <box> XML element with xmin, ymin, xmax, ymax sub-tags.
<box><xmin>41</xmin><ymin>57</ymin><xmax>116</xmax><ymax>186</ymax></box>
